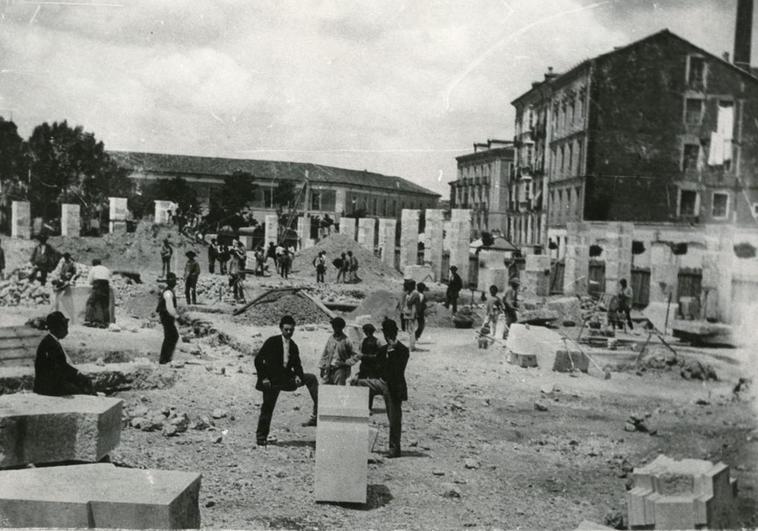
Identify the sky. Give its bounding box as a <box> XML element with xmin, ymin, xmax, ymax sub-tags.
<box><xmin>0</xmin><ymin>0</ymin><xmax>751</xmax><ymax>197</ymax></box>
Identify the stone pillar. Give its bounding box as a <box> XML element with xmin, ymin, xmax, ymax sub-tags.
<box><xmin>108</xmin><ymin>197</ymin><xmax>128</xmax><ymax>233</ymax></box>
<box><xmin>400</xmin><ymin>209</ymin><xmax>420</xmax><ymax>274</ymax></box>
<box><xmin>60</xmin><ymin>204</ymin><xmax>81</xmax><ymax>237</ymax></box>
<box><xmin>314</xmin><ymin>385</ymin><xmax>369</xmax><ymax>503</ymax></box>
<box><xmin>449</xmin><ymin>209</ymin><xmax>472</xmax><ymax>285</ymax></box>
<box><xmin>264</xmin><ymin>214</ymin><xmax>278</xmax><ymax>245</ymax></box>
<box><xmin>340</xmin><ymin>217</ymin><xmax>357</xmax><ymax>241</ymax></box>
<box><xmin>11</xmin><ymin>201</ymin><xmax>31</xmax><ymax>239</ymax></box>
<box><xmin>357</xmin><ymin>218</ymin><xmax>376</xmax><ymax>250</ymax></box>
<box><xmin>524</xmin><ymin>254</ymin><xmax>552</xmax><ymax>297</ymax></box>
<box><xmin>649</xmin><ymin>241</ymin><xmax>678</xmax><ymax>303</ymax></box>
<box><xmin>153</xmin><ymin>200</ymin><xmax>175</xmax><ymax>224</ymax></box>
<box><xmin>378</xmin><ymin>218</ymin><xmax>396</xmax><ymax>268</ymax></box>
<box><xmin>297</xmin><ymin>215</ymin><xmax>309</xmax><ymax>249</ymax></box>
<box><xmin>703</xmin><ymin>226</ymin><xmax>735</xmax><ymax>323</ymax></box>
<box><xmin>424</xmin><ymin>209</ymin><xmax>444</xmax><ymax>281</ymax></box>
<box><xmin>563</xmin><ymin>222</ymin><xmax>589</xmax><ymax>296</ymax></box>
<box><xmin>603</xmin><ymin>222</ymin><xmax>634</xmax><ymax>294</ymax></box>
<box><xmin>335</xmin><ymin>189</ymin><xmax>346</xmax><ymax>216</ymax></box>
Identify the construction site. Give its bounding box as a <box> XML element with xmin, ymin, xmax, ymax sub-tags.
<box><xmin>0</xmin><ymin>205</ymin><xmax>756</xmax><ymax>529</ymax></box>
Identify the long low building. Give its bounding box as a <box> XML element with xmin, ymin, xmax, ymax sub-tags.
<box><xmin>108</xmin><ymin>150</ymin><xmax>440</xmax><ymax>220</ymax></box>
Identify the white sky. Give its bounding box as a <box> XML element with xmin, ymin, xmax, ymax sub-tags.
<box><xmin>0</xmin><ymin>0</ymin><xmax>750</xmax><ymax>196</ymax></box>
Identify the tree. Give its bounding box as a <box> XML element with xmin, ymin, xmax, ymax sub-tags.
<box><xmin>0</xmin><ymin>118</ymin><xmax>29</xmax><ymax>232</ymax></box>
<box><xmin>273</xmin><ymin>180</ymin><xmax>297</xmax><ymax>209</ymax></box>
<box><xmin>154</xmin><ymin>177</ymin><xmax>198</xmax><ymax>215</ymax></box>
<box><xmin>208</xmin><ymin>170</ymin><xmax>257</xmax><ymax>224</ymax></box>
<box><xmin>26</xmin><ymin>120</ymin><xmax>131</xmax><ymax>220</ymax></box>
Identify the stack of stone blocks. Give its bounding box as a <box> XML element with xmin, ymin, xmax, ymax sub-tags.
<box><xmin>399</xmin><ymin>209</ymin><xmax>420</xmax><ymax>274</ymax></box>
<box><xmin>424</xmin><ymin>209</ymin><xmax>444</xmax><ymax>281</ymax></box>
<box><xmin>357</xmin><ymin>218</ymin><xmax>376</xmax><ymax>250</ymax></box>
<box><xmin>11</xmin><ymin>201</ymin><xmax>31</xmax><ymax>239</ymax></box>
<box><xmin>264</xmin><ymin>214</ymin><xmax>279</xmax><ymax>246</ymax></box>
<box><xmin>0</xmin><ymin>393</ymin><xmax>201</xmax><ymax>528</ymax></box>
<box><xmin>340</xmin><ymin>217</ymin><xmax>357</xmax><ymax>241</ymax></box>
<box><xmin>377</xmin><ymin>218</ymin><xmax>397</xmax><ymax>267</ymax></box>
<box><xmin>524</xmin><ymin>254</ymin><xmax>551</xmax><ymax>297</ymax></box>
<box><xmin>626</xmin><ymin>455</ymin><xmax>738</xmax><ymax>529</ymax></box>
<box><xmin>108</xmin><ymin>197</ymin><xmax>128</xmax><ymax>233</ymax></box>
<box><xmin>563</xmin><ymin>222</ymin><xmax>590</xmax><ymax>295</ymax></box>
<box><xmin>61</xmin><ymin>203</ymin><xmax>81</xmax><ymax>237</ymax></box>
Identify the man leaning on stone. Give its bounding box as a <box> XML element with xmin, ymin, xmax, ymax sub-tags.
<box><xmin>34</xmin><ymin>311</ymin><xmax>94</xmax><ymax>396</ymax></box>
<box><xmin>254</xmin><ymin>315</ymin><xmax>319</xmax><ymax>446</ymax></box>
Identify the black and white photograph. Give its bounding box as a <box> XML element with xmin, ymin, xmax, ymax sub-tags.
<box><xmin>0</xmin><ymin>0</ymin><xmax>756</xmax><ymax>528</ymax></box>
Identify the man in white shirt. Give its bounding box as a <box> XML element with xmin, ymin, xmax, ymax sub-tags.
<box><xmin>84</xmin><ymin>259</ymin><xmax>112</xmax><ymax>327</ymax></box>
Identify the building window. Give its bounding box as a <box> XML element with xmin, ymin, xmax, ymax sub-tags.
<box><xmin>687</xmin><ymin>56</ymin><xmax>705</xmax><ymax>89</ymax></box>
<box><xmin>576</xmin><ymin>139</ymin><xmax>583</xmax><ymax>175</ymax></box>
<box><xmin>567</xmin><ymin>144</ymin><xmax>573</xmax><ymax>176</ymax></box>
<box><xmin>682</xmin><ymin>144</ymin><xmax>700</xmax><ymax>171</ymax></box>
<box><xmin>712</xmin><ymin>192</ymin><xmax>729</xmax><ymax>219</ymax></box>
<box><xmin>679</xmin><ymin>189</ymin><xmax>699</xmax><ymax>217</ymax></box>
<box><xmin>685</xmin><ymin>98</ymin><xmax>704</xmax><ymax>125</ymax></box>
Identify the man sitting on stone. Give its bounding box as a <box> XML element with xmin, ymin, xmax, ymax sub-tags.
<box><xmin>34</xmin><ymin>311</ymin><xmax>94</xmax><ymax>396</ymax></box>
<box><xmin>352</xmin><ymin>318</ymin><xmax>409</xmax><ymax>458</ymax></box>
<box><xmin>254</xmin><ymin>315</ymin><xmax>319</xmax><ymax>446</ymax></box>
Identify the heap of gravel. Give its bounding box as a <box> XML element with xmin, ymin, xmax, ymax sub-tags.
<box><xmin>233</xmin><ymin>291</ymin><xmax>331</xmax><ymax>326</ymax></box>
<box><xmin>294</xmin><ymin>233</ymin><xmax>401</xmax><ymax>283</ymax></box>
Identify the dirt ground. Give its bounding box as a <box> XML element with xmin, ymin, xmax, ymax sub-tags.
<box><xmin>1</xmin><ymin>226</ymin><xmax>757</xmax><ymax>529</ymax></box>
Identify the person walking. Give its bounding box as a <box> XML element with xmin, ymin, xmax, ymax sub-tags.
<box><xmin>157</xmin><ymin>273</ymin><xmax>179</xmax><ymax>364</ymax></box>
<box><xmin>160</xmin><ymin>238</ymin><xmax>173</xmax><ymax>278</ymax></box>
<box><xmin>254</xmin><ymin>315</ymin><xmax>319</xmax><ymax>446</ymax></box>
<box><xmin>208</xmin><ymin>239</ymin><xmax>219</xmax><ymax>274</ymax></box>
<box><xmin>183</xmin><ymin>251</ymin><xmax>200</xmax><ymax>305</ymax></box>
<box><xmin>84</xmin><ymin>259</ymin><xmax>112</xmax><ymax>328</ymax></box>
<box><xmin>34</xmin><ymin>311</ymin><xmax>94</xmax><ymax>396</ymax></box>
<box><xmin>503</xmin><ymin>278</ymin><xmax>520</xmax><ymax>338</ymax></box>
<box><xmin>414</xmin><ymin>282</ymin><xmax>428</xmax><ymax>341</ymax></box>
<box><xmin>319</xmin><ymin>317</ymin><xmax>359</xmax><ymax>385</ymax></box>
<box><xmin>313</xmin><ymin>251</ymin><xmax>327</xmax><ymax>283</ymax></box>
<box><xmin>618</xmin><ymin>278</ymin><xmax>634</xmax><ymax>331</ymax></box>
<box><xmin>445</xmin><ymin>265</ymin><xmax>463</xmax><ymax>314</ymax></box>
<box><xmin>351</xmin><ymin>318</ymin><xmax>409</xmax><ymax>458</ymax></box>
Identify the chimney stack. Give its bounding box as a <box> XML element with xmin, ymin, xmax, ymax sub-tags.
<box><xmin>734</xmin><ymin>0</ymin><xmax>753</xmax><ymax>71</ymax></box>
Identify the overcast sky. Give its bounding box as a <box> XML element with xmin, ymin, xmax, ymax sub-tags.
<box><xmin>0</xmin><ymin>0</ymin><xmax>750</xmax><ymax>196</ymax></box>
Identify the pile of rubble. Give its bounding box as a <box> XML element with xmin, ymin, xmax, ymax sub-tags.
<box><xmin>234</xmin><ymin>290</ymin><xmax>332</xmax><ymax>326</ymax></box>
<box><xmin>125</xmin><ymin>404</ymin><xmax>229</xmax><ymax>437</ymax></box>
<box><xmin>0</xmin><ymin>269</ymin><xmax>52</xmax><ymax>306</ymax></box>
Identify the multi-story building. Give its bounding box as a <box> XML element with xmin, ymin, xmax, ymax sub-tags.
<box><xmin>450</xmin><ymin>139</ymin><xmax>514</xmax><ymax>237</ymax></box>
<box><xmin>109</xmin><ymin>151</ymin><xmax>440</xmax><ymax>221</ymax></box>
<box><xmin>510</xmin><ymin>29</ymin><xmax>758</xmax><ymax>256</ymax></box>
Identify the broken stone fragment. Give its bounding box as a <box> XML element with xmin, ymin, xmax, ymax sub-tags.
<box><xmin>534</xmin><ymin>401</ymin><xmax>548</xmax><ymax>412</ymax></box>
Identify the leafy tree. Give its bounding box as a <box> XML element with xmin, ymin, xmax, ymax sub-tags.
<box><xmin>208</xmin><ymin>170</ymin><xmax>257</xmax><ymax>225</ymax></box>
<box><xmin>0</xmin><ymin>118</ymin><xmax>28</xmax><ymax>195</ymax></box>
<box><xmin>26</xmin><ymin>120</ymin><xmax>130</xmax><ymax>220</ymax></box>
<box><xmin>273</xmin><ymin>180</ymin><xmax>297</xmax><ymax>209</ymax></box>
<box><xmin>154</xmin><ymin>177</ymin><xmax>198</xmax><ymax>215</ymax></box>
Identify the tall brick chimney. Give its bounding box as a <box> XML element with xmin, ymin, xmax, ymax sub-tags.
<box><xmin>734</xmin><ymin>0</ymin><xmax>753</xmax><ymax>71</ymax></box>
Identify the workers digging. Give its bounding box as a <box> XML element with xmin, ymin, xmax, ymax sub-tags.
<box><xmin>254</xmin><ymin>315</ymin><xmax>319</xmax><ymax>446</ymax></box>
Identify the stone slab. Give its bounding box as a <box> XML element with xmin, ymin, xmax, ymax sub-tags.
<box><xmin>315</xmin><ymin>385</ymin><xmax>369</xmax><ymax>504</ymax></box>
<box><xmin>357</xmin><ymin>218</ymin><xmax>376</xmax><ymax>250</ymax></box>
<box><xmin>0</xmin><ymin>463</ymin><xmax>200</xmax><ymax>528</ymax></box>
<box><xmin>403</xmin><ymin>264</ymin><xmax>434</xmax><ymax>282</ymax></box>
<box><xmin>641</xmin><ymin>301</ymin><xmax>674</xmax><ymax>334</ymax></box>
<box><xmin>0</xmin><ymin>393</ymin><xmax>122</xmax><ymax>467</ymax></box>
<box><xmin>11</xmin><ymin>201</ymin><xmax>31</xmax><ymax>240</ymax></box>
<box><xmin>340</xmin><ymin>217</ymin><xmax>357</xmax><ymax>241</ymax></box>
<box><xmin>507</xmin><ymin>352</ymin><xmax>538</xmax><ymax>368</ymax></box>
<box><xmin>505</xmin><ymin>323</ymin><xmax>566</xmax><ymax>365</ymax></box>
<box><xmin>552</xmin><ymin>349</ymin><xmax>588</xmax><ymax>373</ymax></box>
<box><xmin>575</xmin><ymin>520</ymin><xmax>613</xmax><ymax>530</ymax></box>
<box><xmin>264</xmin><ymin>214</ymin><xmax>279</xmax><ymax>246</ymax></box>
<box><xmin>60</xmin><ymin>203</ymin><xmax>81</xmax><ymax>237</ymax></box>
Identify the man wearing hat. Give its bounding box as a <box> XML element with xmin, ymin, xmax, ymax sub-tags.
<box><xmin>160</xmin><ymin>238</ymin><xmax>173</xmax><ymax>278</ymax></box>
<box><xmin>352</xmin><ymin>318</ymin><xmax>409</xmax><ymax>458</ymax></box>
<box><xmin>29</xmin><ymin>233</ymin><xmax>56</xmax><ymax>286</ymax></box>
<box><xmin>319</xmin><ymin>316</ymin><xmax>359</xmax><ymax>385</ymax></box>
<box><xmin>254</xmin><ymin>315</ymin><xmax>319</xmax><ymax>446</ymax></box>
<box><xmin>184</xmin><ymin>250</ymin><xmax>200</xmax><ymax>305</ymax></box>
<box><xmin>34</xmin><ymin>311</ymin><xmax>94</xmax><ymax>396</ymax></box>
<box><xmin>503</xmin><ymin>277</ymin><xmax>520</xmax><ymax>335</ymax></box>
<box><xmin>445</xmin><ymin>265</ymin><xmax>463</xmax><ymax>314</ymax></box>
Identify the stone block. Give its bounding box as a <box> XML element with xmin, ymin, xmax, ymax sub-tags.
<box><xmin>357</xmin><ymin>218</ymin><xmax>376</xmax><ymax>249</ymax></box>
<box><xmin>264</xmin><ymin>214</ymin><xmax>278</xmax><ymax>246</ymax></box>
<box><xmin>552</xmin><ymin>350</ymin><xmax>588</xmax><ymax>373</ymax></box>
<box><xmin>477</xmin><ymin>267</ymin><xmax>508</xmax><ymax>293</ymax></box>
<box><xmin>53</xmin><ymin>285</ymin><xmax>115</xmax><ymax>326</ymax></box>
<box><xmin>0</xmin><ymin>394</ymin><xmax>122</xmax><ymax>467</ymax></box>
<box><xmin>403</xmin><ymin>264</ymin><xmax>434</xmax><ymax>282</ymax></box>
<box><xmin>626</xmin><ymin>487</ymin><xmax>652</xmax><ymax>527</ymax></box>
<box><xmin>108</xmin><ymin>197</ymin><xmax>128</xmax><ymax>234</ymax></box>
<box><xmin>60</xmin><ymin>204</ymin><xmax>81</xmax><ymax>237</ymax></box>
<box><xmin>340</xmin><ymin>217</ymin><xmax>357</xmax><ymax>240</ymax></box>
<box><xmin>653</xmin><ymin>495</ymin><xmax>697</xmax><ymax>530</ymax></box>
<box><xmin>525</xmin><ymin>254</ymin><xmax>551</xmax><ymax>272</ymax></box>
<box><xmin>0</xmin><ymin>463</ymin><xmax>200</xmax><ymax>528</ymax></box>
<box><xmin>507</xmin><ymin>352</ymin><xmax>538</xmax><ymax>368</ymax></box>
<box><xmin>315</xmin><ymin>385</ymin><xmax>369</xmax><ymax>504</ymax></box>
<box><xmin>153</xmin><ymin>200</ymin><xmax>176</xmax><ymax>224</ymax></box>
<box><xmin>400</xmin><ymin>210</ymin><xmax>420</xmax><ymax>273</ymax></box>
<box><xmin>11</xmin><ymin>201</ymin><xmax>31</xmax><ymax>239</ymax></box>
<box><xmin>425</xmin><ymin>209</ymin><xmax>444</xmax><ymax>280</ymax></box>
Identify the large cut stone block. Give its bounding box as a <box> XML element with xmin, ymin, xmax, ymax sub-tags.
<box><xmin>60</xmin><ymin>204</ymin><xmax>81</xmax><ymax>237</ymax></box>
<box><xmin>315</xmin><ymin>385</ymin><xmax>369</xmax><ymax>504</ymax></box>
<box><xmin>264</xmin><ymin>214</ymin><xmax>278</xmax><ymax>246</ymax></box>
<box><xmin>400</xmin><ymin>210</ymin><xmax>420</xmax><ymax>273</ymax></box>
<box><xmin>11</xmin><ymin>201</ymin><xmax>31</xmax><ymax>240</ymax></box>
<box><xmin>340</xmin><ymin>217</ymin><xmax>357</xmax><ymax>240</ymax></box>
<box><xmin>0</xmin><ymin>393</ymin><xmax>122</xmax><ymax>467</ymax></box>
<box><xmin>0</xmin><ymin>463</ymin><xmax>201</xmax><ymax>528</ymax></box>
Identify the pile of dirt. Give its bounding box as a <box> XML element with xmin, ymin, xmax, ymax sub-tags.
<box><xmin>233</xmin><ymin>291</ymin><xmax>331</xmax><ymax>326</ymax></box>
<box><xmin>349</xmin><ymin>289</ymin><xmax>400</xmax><ymax>322</ymax></box>
<box><xmin>295</xmin><ymin>233</ymin><xmax>401</xmax><ymax>283</ymax></box>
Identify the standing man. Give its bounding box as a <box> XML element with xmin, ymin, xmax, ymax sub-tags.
<box><xmin>618</xmin><ymin>278</ymin><xmax>634</xmax><ymax>331</ymax></box>
<box><xmin>0</xmin><ymin>238</ymin><xmax>5</xmax><ymax>279</ymax></box>
<box><xmin>157</xmin><ymin>273</ymin><xmax>179</xmax><ymax>364</ymax></box>
<box><xmin>85</xmin><ymin>259</ymin><xmax>112</xmax><ymax>328</ymax></box>
<box><xmin>352</xmin><ymin>318</ymin><xmax>409</xmax><ymax>458</ymax></box>
<box><xmin>279</xmin><ymin>249</ymin><xmax>292</xmax><ymax>279</ymax></box>
<box><xmin>34</xmin><ymin>311</ymin><xmax>94</xmax><ymax>396</ymax></box>
<box><xmin>401</xmin><ymin>280</ymin><xmax>420</xmax><ymax>351</ymax></box>
<box><xmin>485</xmin><ymin>285</ymin><xmax>504</xmax><ymax>337</ymax></box>
<box><xmin>29</xmin><ymin>234</ymin><xmax>55</xmax><ymax>285</ymax></box>
<box><xmin>347</xmin><ymin>251</ymin><xmax>359</xmax><ymax>282</ymax></box>
<box><xmin>208</xmin><ymin>239</ymin><xmax>219</xmax><ymax>274</ymax></box>
<box><xmin>313</xmin><ymin>250</ymin><xmax>327</xmax><ymax>283</ymax></box>
<box><xmin>414</xmin><ymin>282</ymin><xmax>428</xmax><ymax>342</ymax></box>
<box><xmin>160</xmin><ymin>238</ymin><xmax>173</xmax><ymax>278</ymax></box>
<box><xmin>503</xmin><ymin>278</ymin><xmax>520</xmax><ymax>337</ymax></box>
<box><xmin>445</xmin><ymin>265</ymin><xmax>463</xmax><ymax>314</ymax></box>
<box><xmin>254</xmin><ymin>315</ymin><xmax>319</xmax><ymax>446</ymax></box>
<box><xmin>319</xmin><ymin>317</ymin><xmax>359</xmax><ymax>385</ymax></box>
<box><xmin>184</xmin><ymin>251</ymin><xmax>200</xmax><ymax>305</ymax></box>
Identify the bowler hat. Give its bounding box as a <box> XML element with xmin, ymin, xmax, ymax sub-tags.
<box><xmin>46</xmin><ymin>311</ymin><xmax>69</xmax><ymax>329</ymax></box>
<box><xmin>381</xmin><ymin>318</ymin><xmax>398</xmax><ymax>334</ymax></box>
<box><xmin>185</xmin><ymin>251</ymin><xmax>197</xmax><ymax>258</ymax></box>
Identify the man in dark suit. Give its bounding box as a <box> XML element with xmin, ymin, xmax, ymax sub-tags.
<box><xmin>34</xmin><ymin>311</ymin><xmax>94</xmax><ymax>396</ymax></box>
<box><xmin>352</xmin><ymin>318</ymin><xmax>409</xmax><ymax>458</ymax></box>
<box><xmin>254</xmin><ymin>315</ymin><xmax>319</xmax><ymax>446</ymax></box>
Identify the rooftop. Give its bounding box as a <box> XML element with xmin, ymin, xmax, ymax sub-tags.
<box><xmin>108</xmin><ymin>150</ymin><xmax>440</xmax><ymax>197</ymax></box>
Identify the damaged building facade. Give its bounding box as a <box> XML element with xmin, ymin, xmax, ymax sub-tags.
<box><xmin>502</xmin><ymin>27</ymin><xmax>758</xmax><ymax>328</ymax></box>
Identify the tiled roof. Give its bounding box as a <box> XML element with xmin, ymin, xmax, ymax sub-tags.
<box><xmin>108</xmin><ymin>150</ymin><xmax>440</xmax><ymax>197</ymax></box>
